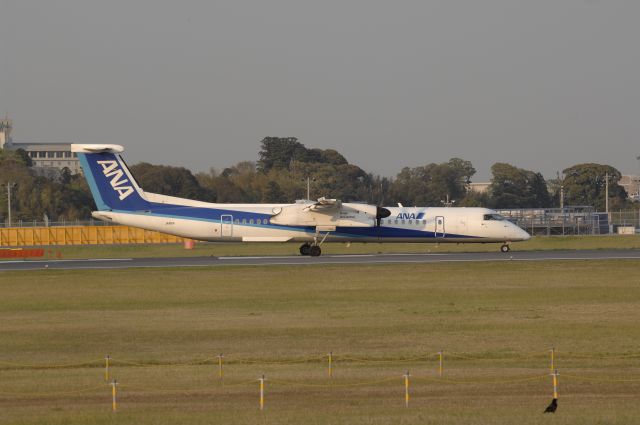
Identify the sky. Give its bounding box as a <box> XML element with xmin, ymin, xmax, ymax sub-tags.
<box><xmin>2</xmin><ymin>1</ymin><xmax>639</xmax><ymax>181</ymax></box>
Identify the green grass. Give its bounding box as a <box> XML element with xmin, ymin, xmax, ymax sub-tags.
<box><xmin>1</xmin><ymin>260</ymin><xmax>640</xmax><ymax>424</ymax></box>
<box><xmin>14</xmin><ymin>234</ymin><xmax>640</xmax><ymax>260</ymax></box>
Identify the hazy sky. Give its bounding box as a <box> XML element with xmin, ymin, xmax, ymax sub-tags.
<box><xmin>2</xmin><ymin>1</ymin><xmax>639</xmax><ymax>180</ymax></box>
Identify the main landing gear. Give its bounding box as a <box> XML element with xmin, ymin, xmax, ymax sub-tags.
<box><xmin>300</xmin><ymin>231</ymin><xmax>331</xmax><ymax>257</ymax></box>
<box><xmin>300</xmin><ymin>243</ymin><xmax>311</xmax><ymax>256</ymax></box>
<box><xmin>500</xmin><ymin>244</ymin><xmax>510</xmax><ymax>253</ymax></box>
<box><xmin>299</xmin><ymin>243</ymin><xmax>322</xmax><ymax>257</ymax></box>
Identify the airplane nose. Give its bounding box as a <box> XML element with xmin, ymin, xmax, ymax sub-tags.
<box><xmin>515</xmin><ymin>226</ymin><xmax>531</xmax><ymax>241</ymax></box>
<box><xmin>508</xmin><ymin>224</ymin><xmax>530</xmax><ymax>241</ymax></box>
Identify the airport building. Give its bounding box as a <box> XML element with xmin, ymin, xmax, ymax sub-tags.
<box><xmin>619</xmin><ymin>175</ymin><xmax>640</xmax><ymax>202</ymax></box>
<box><xmin>468</xmin><ymin>182</ymin><xmax>490</xmax><ymax>194</ymax></box>
<box><xmin>0</xmin><ymin>118</ymin><xmax>81</xmax><ymax>175</ymax></box>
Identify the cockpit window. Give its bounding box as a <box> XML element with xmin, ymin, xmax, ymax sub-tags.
<box><xmin>483</xmin><ymin>213</ymin><xmax>505</xmax><ymax>221</ymax></box>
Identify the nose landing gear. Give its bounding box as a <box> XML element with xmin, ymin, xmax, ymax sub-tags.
<box><xmin>500</xmin><ymin>244</ymin><xmax>510</xmax><ymax>253</ymax></box>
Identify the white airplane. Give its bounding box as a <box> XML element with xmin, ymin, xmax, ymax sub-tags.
<box><xmin>72</xmin><ymin>144</ymin><xmax>531</xmax><ymax>256</ymax></box>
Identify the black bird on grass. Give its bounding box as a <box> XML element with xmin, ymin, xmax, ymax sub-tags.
<box><xmin>543</xmin><ymin>398</ymin><xmax>558</xmax><ymax>413</ymax></box>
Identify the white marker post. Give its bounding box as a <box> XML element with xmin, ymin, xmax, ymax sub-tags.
<box><xmin>404</xmin><ymin>371</ymin><xmax>410</xmax><ymax>407</ymax></box>
<box><xmin>111</xmin><ymin>379</ymin><xmax>118</xmax><ymax>412</ymax></box>
<box><xmin>259</xmin><ymin>375</ymin><xmax>265</xmax><ymax>410</ymax></box>
<box><xmin>217</xmin><ymin>353</ymin><xmax>224</xmax><ymax>380</ymax></box>
<box><xmin>105</xmin><ymin>354</ymin><xmax>111</xmax><ymax>382</ymax></box>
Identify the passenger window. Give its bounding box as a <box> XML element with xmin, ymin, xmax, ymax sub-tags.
<box><xmin>422</xmin><ymin>219</ymin><xmax>426</xmax><ymax>224</ymax></box>
<box><xmin>242</xmin><ymin>219</ymin><xmax>246</xmax><ymax>224</ymax></box>
<box><xmin>249</xmin><ymin>219</ymin><xmax>254</xmax><ymax>224</ymax></box>
<box><xmin>394</xmin><ymin>220</ymin><xmax>398</xmax><ymax>224</ymax></box>
<box><xmin>401</xmin><ymin>220</ymin><xmax>406</xmax><ymax>225</ymax></box>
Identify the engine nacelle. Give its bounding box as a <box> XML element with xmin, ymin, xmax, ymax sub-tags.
<box><xmin>270</xmin><ymin>202</ymin><xmax>389</xmax><ymax>228</ymax></box>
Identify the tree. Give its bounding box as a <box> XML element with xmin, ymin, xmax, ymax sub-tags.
<box><xmin>14</xmin><ymin>148</ymin><xmax>33</xmax><ymax>167</ymax></box>
<box><xmin>253</xmin><ymin>137</ymin><xmax>374</xmax><ymax>202</ymax></box>
<box><xmin>458</xmin><ymin>190</ymin><xmax>490</xmax><ymax>207</ymax></box>
<box><xmin>257</xmin><ymin>137</ymin><xmax>352</xmax><ymax>174</ymax></box>
<box><xmin>263</xmin><ymin>181</ymin><xmax>286</xmax><ymax>203</ymax></box>
<box><xmin>390</xmin><ymin>158</ymin><xmax>476</xmax><ymax>206</ymax></box>
<box><xmin>130</xmin><ymin>163</ymin><xmax>212</xmax><ymax>201</ymax></box>
<box><xmin>447</xmin><ymin>158</ymin><xmax>476</xmax><ymax>186</ymax></box>
<box><xmin>257</xmin><ymin>137</ymin><xmax>306</xmax><ymax>172</ymax></box>
<box><xmin>488</xmin><ymin>163</ymin><xmax>551</xmax><ymax>208</ymax></box>
<box><xmin>319</xmin><ymin>149</ymin><xmax>348</xmax><ymax>166</ymax></box>
<box><xmin>561</xmin><ymin>163</ymin><xmax>627</xmax><ymax>210</ymax></box>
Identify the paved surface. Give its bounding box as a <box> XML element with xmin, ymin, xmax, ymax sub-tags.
<box><xmin>1</xmin><ymin>250</ymin><xmax>639</xmax><ymax>271</ymax></box>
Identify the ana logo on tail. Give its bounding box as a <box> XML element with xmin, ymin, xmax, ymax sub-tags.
<box><xmin>97</xmin><ymin>160</ymin><xmax>135</xmax><ymax>200</ymax></box>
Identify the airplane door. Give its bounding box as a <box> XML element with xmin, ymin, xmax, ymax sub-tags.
<box><xmin>220</xmin><ymin>214</ymin><xmax>233</xmax><ymax>237</ymax></box>
<box><xmin>458</xmin><ymin>216</ymin><xmax>468</xmax><ymax>235</ymax></box>
<box><xmin>435</xmin><ymin>216</ymin><xmax>445</xmax><ymax>238</ymax></box>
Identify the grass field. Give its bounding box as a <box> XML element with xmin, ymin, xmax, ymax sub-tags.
<box><xmin>16</xmin><ymin>234</ymin><xmax>640</xmax><ymax>260</ymax></box>
<box><xmin>1</xmin><ymin>260</ymin><xmax>640</xmax><ymax>424</ymax></box>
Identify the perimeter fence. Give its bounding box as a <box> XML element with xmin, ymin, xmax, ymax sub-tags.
<box><xmin>499</xmin><ymin>207</ymin><xmax>640</xmax><ymax>235</ymax></box>
<box><xmin>0</xmin><ymin>225</ymin><xmax>186</xmax><ymax>247</ymax></box>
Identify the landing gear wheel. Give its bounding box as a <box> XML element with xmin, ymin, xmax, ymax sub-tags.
<box><xmin>299</xmin><ymin>243</ymin><xmax>311</xmax><ymax>256</ymax></box>
<box><xmin>501</xmin><ymin>244</ymin><xmax>510</xmax><ymax>253</ymax></box>
<box><xmin>309</xmin><ymin>245</ymin><xmax>322</xmax><ymax>257</ymax></box>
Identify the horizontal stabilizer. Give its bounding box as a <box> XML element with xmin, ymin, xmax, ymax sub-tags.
<box><xmin>71</xmin><ymin>144</ymin><xmax>124</xmax><ymax>153</ymax></box>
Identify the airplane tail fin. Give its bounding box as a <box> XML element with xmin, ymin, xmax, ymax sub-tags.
<box><xmin>72</xmin><ymin>144</ymin><xmax>150</xmax><ymax>212</ymax></box>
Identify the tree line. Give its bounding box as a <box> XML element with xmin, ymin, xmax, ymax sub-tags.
<box><xmin>0</xmin><ymin>137</ymin><xmax>633</xmax><ymax>222</ymax></box>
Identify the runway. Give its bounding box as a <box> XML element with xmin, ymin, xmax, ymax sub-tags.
<box><xmin>1</xmin><ymin>249</ymin><xmax>639</xmax><ymax>271</ymax></box>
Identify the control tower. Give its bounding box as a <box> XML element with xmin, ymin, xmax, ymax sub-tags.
<box><xmin>0</xmin><ymin>117</ymin><xmax>12</xmax><ymax>149</ymax></box>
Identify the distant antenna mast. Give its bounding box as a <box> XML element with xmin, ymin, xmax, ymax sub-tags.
<box><xmin>440</xmin><ymin>194</ymin><xmax>455</xmax><ymax>207</ymax></box>
<box><xmin>636</xmin><ymin>156</ymin><xmax>640</xmax><ymax>199</ymax></box>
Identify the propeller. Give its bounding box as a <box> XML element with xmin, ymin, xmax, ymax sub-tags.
<box><xmin>376</xmin><ymin>206</ymin><xmax>391</xmax><ymax>227</ymax></box>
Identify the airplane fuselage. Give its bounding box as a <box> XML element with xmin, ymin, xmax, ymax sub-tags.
<box><xmin>93</xmin><ymin>203</ymin><xmax>528</xmax><ymax>244</ymax></box>
<box><xmin>73</xmin><ymin>144</ymin><xmax>531</xmax><ymax>255</ymax></box>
